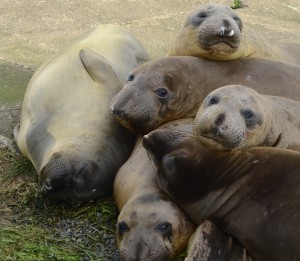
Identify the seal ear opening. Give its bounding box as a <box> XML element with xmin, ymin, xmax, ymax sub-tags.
<box><xmin>79</xmin><ymin>48</ymin><xmax>118</xmax><ymax>84</ymax></box>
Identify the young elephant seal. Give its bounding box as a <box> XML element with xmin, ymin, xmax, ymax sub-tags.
<box><xmin>114</xmin><ymin>119</ymin><xmax>195</xmax><ymax>261</ymax></box>
<box><xmin>15</xmin><ymin>24</ymin><xmax>149</xmax><ymax>202</ymax></box>
<box><xmin>143</xmin><ymin>128</ymin><xmax>300</xmax><ymax>261</ymax></box>
<box><xmin>194</xmin><ymin>84</ymin><xmax>300</xmax><ymax>151</ymax></box>
<box><xmin>168</xmin><ymin>4</ymin><xmax>300</xmax><ymax>64</ymax></box>
<box><xmin>111</xmin><ymin>56</ymin><xmax>300</xmax><ymax>134</ymax></box>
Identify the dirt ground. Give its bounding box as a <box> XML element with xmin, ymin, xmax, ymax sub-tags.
<box><xmin>0</xmin><ymin>0</ymin><xmax>299</xmax><ymax>260</ymax></box>
<box><xmin>0</xmin><ymin>0</ymin><xmax>300</xmax><ymax>137</ymax></box>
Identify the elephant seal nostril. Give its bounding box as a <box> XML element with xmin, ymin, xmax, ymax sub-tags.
<box><xmin>41</xmin><ymin>178</ymin><xmax>53</xmax><ymax>193</ymax></box>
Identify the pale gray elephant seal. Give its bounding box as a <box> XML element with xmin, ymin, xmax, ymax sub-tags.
<box><xmin>114</xmin><ymin>119</ymin><xmax>196</xmax><ymax>261</ymax></box>
<box><xmin>194</xmin><ymin>84</ymin><xmax>300</xmax><ymax>151</ymax></box>
<box><xmin>111</xmin><ymin>56</ymin><xmax>300</xmax><ymax>134</ymax></box>
<box><xmin>143</xmin><ymin>128</ymin><xmax>300</xmax><ymax>261</ymax></box>
<box><xmin>168</xmin><ymin>4</ymin><xmax>300</xmax><ymax>64</ymax></box>
<box><xmin>185</xmin><ymin>221</ymin><xmax>247</xmax><ymax>261</ymax></box>
<box><xmin>15</xmin><ymin>24</ymin><xmax>149</xmax><ymax>202</ymax></box>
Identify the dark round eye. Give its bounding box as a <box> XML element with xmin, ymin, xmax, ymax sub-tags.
<box><xmin>243</xmin><ymin>110</ymin><xmax>254</xmax><ymax>120</ymax></box>
<box><xmin>154</xmin><ymin>88</ymin><xmax>168</xmax><ymax>98</ymax></box>
<box><xmin>233</xmin><ymin>16</ymin><xmax>241</xmax><ymax>21</ymax></box>
<box><xmin>197</xmin><ymin>12</ymin><xmax>207</xmax><ymax>18</ymax></box>
<box><xmin>208</xmin><ymin>96</ymin><xmax>218</xmax><ymax>105</ymax></box>
<box><xmin>155</xmin><ymin>222</ymin><xmax>172</xmax><ymax>234</ymax></box>
<box><xmin>127</xmin><ymin>74</ymin><xmax>134</xmax><ymax>82</ymax></box>
<box><xmin>117</xmin><ymin>222</ymin><xmax>129</xmax><ymax>234</ymax></box>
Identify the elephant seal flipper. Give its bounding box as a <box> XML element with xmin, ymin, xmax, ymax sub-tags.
<box><xmin>13</xmin><ymin>123</ymin><xmax>20</xmax><ymax>142</ymax></box>
<box><xmin>185</xmin><ymin>221</ymin><xmax>245</xmax><ymax>261</ymax></box>
<box><xmin>79</xmin><ymin>48</ymin><xmax>117</xmax><ymax>83</ymax></box>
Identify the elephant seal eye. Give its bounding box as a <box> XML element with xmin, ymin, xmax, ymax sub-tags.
<box><xmin>155</xmin><ymin>222</ymin><xmax>172</xmax><ymax>235</ymax></box>
<box><xmin>197</xmin><ymin>12</ymin><xmax>207</xmax><ymax>18</ymax></box>
<box><xmin>208</xmin><ymin>96</ymin><xmax>218</xmax><ymax>105</ymax></box>
<box><xmin>117</xmin><ymin>222</ymin><xmax>129</xmax><ymax>234</ymax></box>
<box><xmin>154</xmin><ymin>88</ymin><xmax>168</xmax><ymax>98</ymax></box>
<box><xmin>127</xmin><ymin>74</ymin><xmax>134</xmax><ymax>81</ymax></box>
<box><xmin>243</xmin><ymin>110</ymin><xmax>254</xmax><ymax>120</ymax></box>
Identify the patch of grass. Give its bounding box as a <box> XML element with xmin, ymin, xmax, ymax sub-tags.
<box><xmin>0</xmin><ymin>225</ymin><xmax>80</xmax><ymax>261</ymax></box>
<box><xmin>3</xmin><ymin>154</ymin><xmax>35</xmax><ymax>181</ymax></box>
<box><xmin>231</xmin><ymin>0</ymin><xmax>245</xmax><ymax>9</ymax></box>
<box><xmin>0</xmin><ymin>149</ymin><xmax>39</xmax><ymax>207</ymax></box>
<box><xmin>0</xmin><ymin>148</ymin><xmax>120</xmax><ymax>260</ymax></box>
<box><xmin>0</xmin><ymin>147</ymin><xmax>188</xmax><ymax>260</ymax></box>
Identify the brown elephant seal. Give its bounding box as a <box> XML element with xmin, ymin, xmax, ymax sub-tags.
<box><xmin>194</xmin><ymin>84</ymin><xmax>300</xmax><ymax>151</ymax></box>
<box><xmin>143</xmin><ymin>127</ymin><xmax>300</xmax><ymax>261</ymax></box>
<box><xmin>111</xmin><ymin>56</ymin><xmax>300</xmax><ymax>134</ymax></box>
<box><xmin>168</xmin><ymin>4</ymin><xmax>300</xmax><ymax>64</ymax></box>
<box><xmin>114</xmin><ymin>119</ymin><xmax>196</xmax><ymax>261</ymax></box>
<box><xmin>14</xmin><ymin>24</ymin><xmax>149</xmax><ymax>202</ymax></box>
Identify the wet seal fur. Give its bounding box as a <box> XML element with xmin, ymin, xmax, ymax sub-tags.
<box><xmin>168</xmin><ymin>4</ymin><xmax>300</xmax><ymax>64</ymax></box>
<box><xmin>143</xmin><ymin>127</ymin><xmax>300</xmax><ymax>261</ymax></box>
<box><xmin>15</xmin><ymin>24</ymin><xmax>149</xmax><ymax>202</ymax></box>
<box><xmin>114</xmin><ymin>119</ymin><xmax>195</xmax><ymax>261</ymax></box>
<box><xmin>111</xmin><ymin>56</ymin><xmax>300</xmax><ymax>134</ymax></box>
<box><xmin>194</xmin><ymin>84</ymin><xmax>300</xmax><ymax>151</ymax></box>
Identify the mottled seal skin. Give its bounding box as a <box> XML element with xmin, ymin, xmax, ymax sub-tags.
<box><xmin>184</xmin><ymin>221</ymin><xmax>246</xmax><ymax>261</ymax></box>
<box><xmin>194</xmin><ymin>84</ymin><xmax>300</xmax><ymax>151</ymax></box>
<box><xmin>143</xmin><ymin>128</ymin><xmax>300</xmax><ymax>261</ymax></box>
<box><xmin>111</xmin><ymin>56</ymin><xmax>300</xmax><ymax>134</ymax></box>
<box><xmin>114</xmin><ymin>119</ymin><xmax>195</xmax><ymax>261</ymax></box>
<box><xmin>168</xmin><ymin>4</ymin><xmax>300</xmax><ymax>64</ymax></box>
<box><xmin>15</xmin><ymin>24</ymin><xmax>149</xmax><ymax>202</ymax></box>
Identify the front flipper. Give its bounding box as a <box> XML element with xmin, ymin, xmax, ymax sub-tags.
<box><xmin>79</xmin><ymin>48</ymin><xmax>119</xmax><ymax>84</ymax></box>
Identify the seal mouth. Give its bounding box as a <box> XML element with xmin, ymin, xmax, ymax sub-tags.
<box><xmin>196</xmin><ymin>131</ymin><xmax>241</xmax><ymax>151</ymax></box>
<box><xmin>111</xmin><ymin>108</ymin><xmax>153</xmax><ymax>134</ymax></box>
<box><xmin>199</xmin><ymin>40</ymin><xmax>239</xmax><ymax>50</ymax></box>
<box><xmin>197</xmin><ymin>133</ymin><xmax>226</xmax><ymax>150</ymax></box>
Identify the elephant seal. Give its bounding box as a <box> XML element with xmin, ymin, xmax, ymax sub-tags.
<box><xmin>15</xmin><ymin>24</ymin><xmax>149</xmax><ymax>202</ymax></box>
<box><xmin>111</xmin><ymin>56</ymin><xmax>300</xmax><ymax>134</ymax></box>
<box><xmin>168</xmin><ymin>4</ymin><xmax>300</xmax><ymax>64</ymax></box>
<box><xmin>114</xmin><ymin>119</ymin><xmax>195</xmax><ymax>261</ymax></box>
<box><xmin>143</xmin><ymin>127</ymin><xmax>300</xmax><ymax>261</ymax></box>
<box><xmin>185</xmin><ymin>221</ymin><xmax>247</xmax><ymax>261</ymax></box>
<box><xmin>194</xmin><ymin>84</ymin><xmax>300</xmax><ymax>151</ymax></box>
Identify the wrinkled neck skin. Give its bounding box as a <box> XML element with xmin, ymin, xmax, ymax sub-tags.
<box><xmin>182</xmin><ymin>150</ymin><xmax>257</xmax><ymax>223</ymax></box>
<box><xmin>166</xmin><ymin>60</ymin><xmax>216</xmax><ymax>118</ymax></box>
<box><xmin>265</xmin><ymin>96</ymin><xmax>300</xmax><ymax>151</ymax></box>
<box><xmin>238</xmin><ymin>26</ymin><xmax>282</xmax><ymax>61</ymax></box>
<box><xmin>262</xmin><ymin>99</ymin><xmax>283</xmax><ymax>147</ymax></box>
